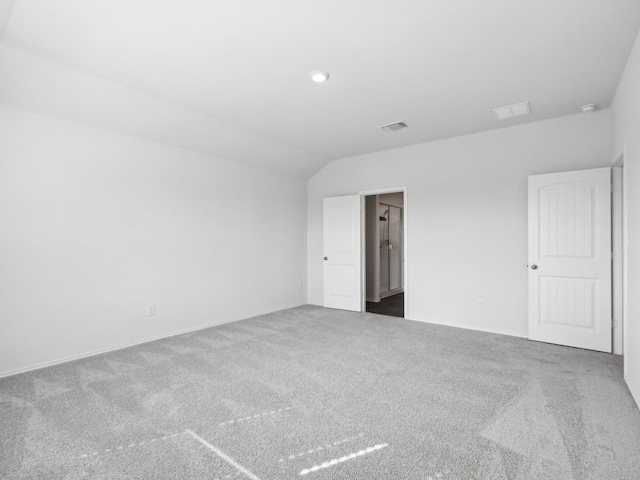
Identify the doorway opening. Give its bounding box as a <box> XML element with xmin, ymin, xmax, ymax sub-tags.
<box><xmin>365</xmin><ymin>192</ymin><xmax>404</xmax><ymax>318</ymax></box>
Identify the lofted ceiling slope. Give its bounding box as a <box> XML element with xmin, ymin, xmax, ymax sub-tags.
<box><xmin>1</xmin><ymin>0</ymin><xmax>640</xmax><ymax>178</ymax></box>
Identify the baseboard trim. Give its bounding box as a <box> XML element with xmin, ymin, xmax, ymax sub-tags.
<box><xmin>402</xmin><ymin>315</ymin><xmax>528</xmax><ymax>340</ymax></box>
<box><xmin>623</xmin><ymin>374</ymin><xmax>640</xmax><ymax>410</ymax></box>
<box><xmin>306</xmin><ymin>303</ymin><xmax>528</xmax><ymax>340</ymax></box>
<box><xmin>613</xmin><ymin>342</ymin><xmax>623</xmax><ymax>356</ymax></box>
<box><xmin>380</xmin><ymin>288</ymin><xmax>403</xmax><ymax>300</ymax></box>
<box><xmin>402</xmin><ymin>316</ymin><xmax>629</xmax><ymax>356</ymax></box>
<box><xmin>0</xmin><ymin>302</ymin><xmax>306</xmax><ymax>379</ymax></box>
<box><xmin>307</xmin><ymin>305</ymin><xmax>619</xmax><ymax>350</ymax></box>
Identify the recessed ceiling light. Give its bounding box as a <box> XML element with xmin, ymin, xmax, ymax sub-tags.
<box><xmin>310</xmin><ymin>70</ymin><xmax>330</xmax><ymax>83</ymax></box>
<box><xmin>491</xmin><ymin>101</ymin><xmax>532</xmax><ymax>120</ymax></box>
<box><xmin>580</xmin><ymin>104</ymin><xmax>597</xmax><ymax>113</ymax></box>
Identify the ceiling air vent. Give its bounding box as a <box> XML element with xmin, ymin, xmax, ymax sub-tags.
<box><xmin>491</xmin><ymin>101</ymin><xmax>531</xmax><ymax>120</ymax></box>
<box><xmin>380</xmin><ymin>121</ymin><xmax>408</xmax><ymax>132</ymax></box>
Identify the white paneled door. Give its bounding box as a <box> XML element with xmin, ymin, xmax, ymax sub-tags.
<box><xmin>323</xmin><ymin>195</ymin><xmax>361</xmax><ymax>311</ymax></box>
<box><xmin>528</xmin><ymin>168</ymin><xmax>611</xmax><ymax>352</ymax></box>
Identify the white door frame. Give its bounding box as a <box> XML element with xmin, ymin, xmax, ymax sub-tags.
<box><xmin>612</xmin><ymin>147</ymin><xmax>629</xmax><ymax>373</ymax></box>
<box><xmin>612</xmin><ymin>158</ymin><xmax>624</xmax><ymax>355</ymax></box>
<box><xmin>359</xmin><ymin>186</ymin><xmax>408</xmax><ymax>317</ymax></box>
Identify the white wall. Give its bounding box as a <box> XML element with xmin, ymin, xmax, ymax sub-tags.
<box><xmin>612</xmin><ymin>30</ymin><xmax>640</xmax><ymax>405</ymax></box>
<box><xmin>0</xmin><ymin>105</ymin><xmax>307</xmax><ymax>376</ymax></box>
<box><xmin>308</xmin><ymin>111</ymin><xmax>614</xmax><ymax>339</ymax></box>
<box><xmin>0</xmin><ymin>44</ymin><xmax>323</xmax><ymax>178</ymax></box>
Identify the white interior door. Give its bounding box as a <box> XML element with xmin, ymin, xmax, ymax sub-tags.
<box><xmin>323</xmin><ymin>195</ymin><xmax>361</xmax><ymax>311</ymax></box>
<box><xmin>528</xmin><ymin>167</ymin><xmax>611</xmax><ymax>352</ymax></box>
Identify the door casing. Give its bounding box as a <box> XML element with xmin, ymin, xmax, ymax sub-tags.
<box><xmin>359</xmin><ymin>187</ymin><xmax>408</xmax><ymax>316</ymax></box>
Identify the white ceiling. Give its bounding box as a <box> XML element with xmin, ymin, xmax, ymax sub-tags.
<box><xmin>2</xmin><ymin>0</ymin><xmax>640</xmax><ymax>178</ymax></box>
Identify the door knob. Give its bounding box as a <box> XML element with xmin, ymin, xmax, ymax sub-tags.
<box><xmin>323</xmin><ymin>256</ymin><xmax>328</xmax><ymax>261</ymax></box>
<box><xmin>530</xmin><ymin>264</ymin><xmax>538</xmax><ymax>270</ymax></box>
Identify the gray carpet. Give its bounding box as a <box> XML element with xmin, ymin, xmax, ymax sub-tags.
<box><xmin>1</xmin><ymin>305</ymin><xmax>639</xmax><ymax>479</ymax></box>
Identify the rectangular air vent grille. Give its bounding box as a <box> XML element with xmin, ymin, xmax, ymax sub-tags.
<box><xmin>380</xmin><ymin>121</ymin><xmax>408</xmax><ymax>132</ymax></box>
<box><xmin>491</xmin><ymin>101</ymin><xmax>531</xmax><ymax>120</ymax></box>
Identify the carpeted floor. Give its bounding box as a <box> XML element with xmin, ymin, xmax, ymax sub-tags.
<box><xmin>1</xmin><ymin>305</ymin><xmax>639</xmax><ymax>479</ymax></box>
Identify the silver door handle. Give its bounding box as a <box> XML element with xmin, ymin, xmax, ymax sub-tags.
<box><xmin>530</xmin><ymin>264</ymin><xmax>538</xmax><ymax>270</ymax></box>
<box><xmin>323</xmin><ymin>257</ymin><xmax>328</xmax><ymax>261</ymax></box>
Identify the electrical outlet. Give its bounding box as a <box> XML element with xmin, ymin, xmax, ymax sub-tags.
<box><xmin>147</xmin><ymin>304</ymin><xmax>156</xmax><ymax>316</ymax></box>
<box><xmin>476</xmin><ymin>299</ymin><xmax>484</xmax><ymax>309</ymax></box>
